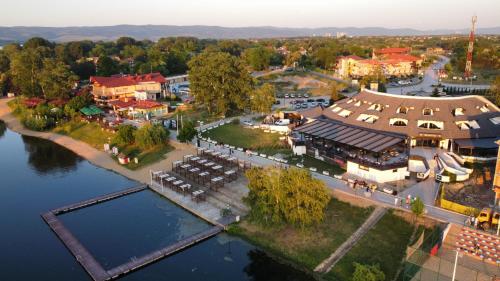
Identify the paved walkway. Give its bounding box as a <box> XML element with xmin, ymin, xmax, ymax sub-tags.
<box><xmin>314</xmin><ymin>206</ymin><xmax>388</xmax><ymax>273</ymax></box>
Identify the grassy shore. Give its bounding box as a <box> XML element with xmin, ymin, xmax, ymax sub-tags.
<box><xmin>53</xmin><ymin>119</ymin><xmax>173</xmax><ymax>170</ymax></box>
<box><xmin>325</xmin><ymin>211</ymin><xmax>415</xmax><ymax>281</ymax></box>
<box><xmin>202</xmin><ymin>123</ymin><xmax>290</xmax><ymax>156</ymax></box>
<box><xmin>228</xmin><ymin>197</ymin><xmax>373</xmax><ymax>271</ymax></box>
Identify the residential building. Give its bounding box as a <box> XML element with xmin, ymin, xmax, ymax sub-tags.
<box><xmin>337</xmin><ymin>47</ymin><xmax>422</xmax><ymax>79</ymax></box>
<box><xmin>292</xmin><ymin>90</ymin><xmax>500</xmax><ymax>183</ymax></box>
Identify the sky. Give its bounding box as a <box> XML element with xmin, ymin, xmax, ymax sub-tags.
<box><xmin>1</xmin><ymin>0</ymin><xmax>499</xmax><ymax>29</ymax></box>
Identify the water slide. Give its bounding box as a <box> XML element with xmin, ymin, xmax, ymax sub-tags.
<box><xmin>436</xmin><ymin>152</ymin><xmax>473</xmax><ymax>181</ymax></box>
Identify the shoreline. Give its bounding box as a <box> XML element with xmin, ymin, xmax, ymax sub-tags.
<box><xmin>0</xmin><ymin>97</ymin><xmax>231</xmax><ymax>225</ymax></box>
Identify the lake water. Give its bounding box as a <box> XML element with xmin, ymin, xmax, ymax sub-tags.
<box><xmin>0</xmin><ymin>121</ymin><xmax>314</xmax><ymax>281</ymax></box>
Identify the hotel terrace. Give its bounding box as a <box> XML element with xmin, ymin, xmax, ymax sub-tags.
<box><xmin>293</xmin><ymin>90</ymin><xmax>500</xmax><ymax>183</ymax></box>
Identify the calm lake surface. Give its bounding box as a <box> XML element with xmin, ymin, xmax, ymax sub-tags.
<box><xmin>0</xmin><ymin>121</ymin><xmax>314</xmax><ymax>281</ymax></box>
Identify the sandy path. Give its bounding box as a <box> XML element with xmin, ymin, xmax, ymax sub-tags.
<box><xmin>0</xmin><ymin>98</ymin><xmax>196</xmax><ymax>184</ymax></box>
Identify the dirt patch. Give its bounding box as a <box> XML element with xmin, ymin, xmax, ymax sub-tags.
<box><xmin>275</xmin><ymin>75</ymin><xmax>328</xmax><ymax>90</ymax></box>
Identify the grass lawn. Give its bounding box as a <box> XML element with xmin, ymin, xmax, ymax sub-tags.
<box><xmin>53</xmin><ymin>119</ymin><xmax>174</xmax><ymax>170</ymax></box>
<box><xmin>53</xmin><ymin>120</ymin><xmax>114</xmax><ymax>150</ymax></box>
<box><xmin>287</xmin><ymin>154</ymin><xmax>345</xmax><ymax>176</ymax></box>
<box><xmin>202</xmin><ymin>124</ymin><xmax>291</xmax><ymax>155</ymax></box>
<box><xmin>116</xmin><ymin>143</ymin><xmax>174</xmax><ymax>170</ymax></box>
<box><xmin>228</xmin><ymin>197</ymin><xmax>373</xmax><ymax>271</ymax></box>
<box><xmin>325</xmin><ymin>211</ymin><xmax>415</xmax><ymax>281</ymax></box>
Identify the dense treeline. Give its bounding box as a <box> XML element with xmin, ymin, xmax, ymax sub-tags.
<box><xmin>0</xmin><ymin>35</ymin><xmax>498</xmax><ymax>99</ymax></box>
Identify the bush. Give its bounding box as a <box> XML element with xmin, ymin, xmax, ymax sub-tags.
<box><xmin>351</xmin><ymin>263</ymin><xmax>385</xmax><ymax>281</ymax></box>
<box><xmin>231</xmin><ymin>118</ymin><xmax>240</xmax><ymax>125</ymax></box>
<box><xmin>22</xmin><ymin>116</ymin><xmax>55</xmax><ymax>131</ymax></box>
<box><xmin>114</xmin><ymin>124</ymin><xmax>136</xmax><ymax>145</ymax></box>
<box><xmin>134</xmin><ymin>124</ymin><xmax>169</xmax><ymax>149</ymax></box>
<box><xmin>177</xmin><ymin>121</ymin><xmax>197</xmax><ymax>143</ymax></box>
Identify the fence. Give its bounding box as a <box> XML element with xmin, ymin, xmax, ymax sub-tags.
<box><xmin>401</xmin><ymin>227</ymin><xmax>499</xmax><ymax>281</ymax></box>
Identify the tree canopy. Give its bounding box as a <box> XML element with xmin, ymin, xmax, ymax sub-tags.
<box><xmin>177</xmin><ymin>120</ymin><xmax>197</xmax><ymax>143</ymax></box>
<box><xmin>244</xmin><ymin>167</ymin><xmax>330</xmax><ymax>228</ymax></box>
<box><xmin>134</xmin><ymin>124</ymin><xmax>169</xmax><ymax>149</ymax></box>
<box><xmin>188</xmin><ymin>50</ymin><xmax>253</xmax><ymax>116</ymax></box>
<box><xmin>250</xmin><ymin>83</ymin><xmax>275</xmax><ymax>114</ymax></box>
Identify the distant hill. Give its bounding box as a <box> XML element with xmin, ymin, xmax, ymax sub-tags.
<box><xmin>0</xmin><ymin>25</ymin><xmax>499</xmax><ymax>43</ymax></box>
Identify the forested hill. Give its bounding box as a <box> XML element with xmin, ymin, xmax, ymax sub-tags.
<box><xmin>1</xmin><ymin>25</ymin><xmax>500</xmax><ymax>43</ymax></box>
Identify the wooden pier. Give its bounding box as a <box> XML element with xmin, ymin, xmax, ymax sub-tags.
<box><xmin>51</xmin><ymin>185</ymin><xmax>147</xmax><ymax>215</ymax></box>
<box><xmin>106</xmin><ymin>226</ymin><xmax>223</xmax><ymax>279</ymax></box>
<box><xmin>41</xmin><ymin>185</ymin><xmax>225</xmax><ymax>281</ymax></box>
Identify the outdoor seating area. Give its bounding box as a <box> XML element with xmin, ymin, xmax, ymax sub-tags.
<box><xmin>171</xmin><ymin>149</ymin><xmax>245</xmax><ymax>192</ymax></box>
<box><xmin>150</xmin><ymin>170</ymin><xmax>205</xmax><ymax>202</ymax></box>
<box><xmin>455</xmin><ymin>227</ymin><xmax>500</xmax><ymax>265</ymax></box>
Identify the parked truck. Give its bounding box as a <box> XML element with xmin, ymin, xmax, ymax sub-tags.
<box><xmin>477</xmin><ymin>208</ymin><xmax>500</xmax><ymax>230</ymax></box>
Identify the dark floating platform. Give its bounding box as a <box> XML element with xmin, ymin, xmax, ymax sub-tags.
<box><xmin>42</xmin><ymin>185</ymin><xmax>223</xmax><ymax>281</ymax></box>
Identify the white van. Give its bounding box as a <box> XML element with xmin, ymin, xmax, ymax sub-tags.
<box><xmin>275</xmin><ymin>119</ymin><xmax>290</xmax><ymax>126</ymax></box>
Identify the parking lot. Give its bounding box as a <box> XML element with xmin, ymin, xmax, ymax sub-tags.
<box><xmin>273</xmin><ymin>94</ymin><xmax>331</xmax><ymax>110</ymax></box>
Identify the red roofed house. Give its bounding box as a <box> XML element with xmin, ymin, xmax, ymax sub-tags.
<box><xmin>108</xmin><ymin>98</ymin><xmax>168</xmax><ymax>119</ymax></box>
<box><xmin>90</xmin><ymin>73</ymin><xmax>167</xmax><ymax>105</ymax></box>
<box><xmin>337</xmin><ymin>47</ymin><xmax>422</xmax><ymax>79</ymax></box>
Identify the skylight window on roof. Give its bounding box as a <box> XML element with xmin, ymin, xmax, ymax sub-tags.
<box><xmin>452</xmin><ymin>108</ymin><xmax>465</xmax><ymax>116</ymax></box>
<box><xmin>368</xmin><ymin>103</ymin><xmax>384</xmax><ymax>112</ymax></box>
<box><xmin>356</xmin><ymin>114</ymin><xmax>379</xmax><ymax>123</ymax></box>
<box><xmin>490</xmin><ymin>116</ymin><xmax>500</xmax><ymax>125</ymax></box>
<box><xmin>417</xmin><ymin>120</ymin><xmax>443</xmax><ymax>130</ymax></box>
<box><xmin>338</xmin><ymin>109</ymin><xmax>352</xmax><ymax>118</ymax></box>
<box><xmin>332</xmin><ymin>107</ymin><xmax>342</xmax><ymax>113</ymax></box>
<box><xmin>480</xmin><ymin>104</ymin><xmax>490</xmax><ymax>113</ymax></box>
<box><xmin>390</xmin><ymin>118</ymin><xmax>408</xmax><ymax>127</ymax></box>
<box><xmin>455</xmin><ymin>120</ymin><xmax>480</xmax><ymax>130</ymax></box>
<box><xmin>354</xmin><ymin>101</ymin><xmax>362</xmax><ymax>107</ymax></box>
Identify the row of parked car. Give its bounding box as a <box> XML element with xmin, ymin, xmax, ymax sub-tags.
<box><xmin>291</xmin><ymin>98</ymin><xmax>330</xmax><ymax>109</ymax></box>
<box><xmin>278</xmin><ymin>93</ymin><xmax>310</xmax><ymax>99</ymax></box>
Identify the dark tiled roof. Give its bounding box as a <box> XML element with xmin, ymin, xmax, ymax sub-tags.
<box><xmin>294</xmin><ymin>118</ymin><xmax>406</xmax><ymax>153</ymax></box>
<box><xmin>299</xmin><ymin>90</ymin><xmax>500</xmax><ymax>140</ymax></box>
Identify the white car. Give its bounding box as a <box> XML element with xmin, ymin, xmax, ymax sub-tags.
<box><xmin>290</xmin><ymin>93</ymin><xmax>295</xmax><ymax>98</ymax></box>
<box><xmin>284</xmin><ymin>94</ymin><xmax>290</xmax><ymax>98</ymax></box>
<box><xmin>242</xmin><ymin>121</ymin><xmax>253</xmax><ymax>126</ymax></box>
<box><xmin>303</xmin><ymin>93</ymin><xmax>310</xmax><ymax>98</ymax></box>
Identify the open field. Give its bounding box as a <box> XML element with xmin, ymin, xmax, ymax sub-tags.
<box><xmin>228</xmin><ymin>197</ymin><xmax>373</xmax><ymax>271</ymax></box>
<box><xmin>325</xmin><ymin>211</ymin><xmax>415</xmax><ymax>281</ymax></box>
<box><xmin>201</xmin><ymin>123</ymin><xmax>290</xmax><ymax>155</ymax></box>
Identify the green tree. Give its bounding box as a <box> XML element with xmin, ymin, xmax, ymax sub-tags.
<box><xmin>96</xmin><ymin>55</ymin><xmax>119</xmax><ymax>76</ymax></box>
<box><xmin>134</xmin><ymin>124</ymin><xmax>169</xmax><ymax>149</ymax></box>
<box><xmin>114</xmin><ymin>124</ymin><xmax>136</xmax><ymax>145</ymax></box>
<box><xmin>23</xmin><ymin>37</ymin><xmax>53</xmax><ymax>50</ymax></box>
<box><xmin>243</xmin><ymin>46</ymin><xmax>272</xmax><ymax>71</ymax></box>
<box><xmin>244</xmin><ymin>167</ymin><xmax>330</xmax><ymax>228</ymax></box>
<box><xmin>39</xmin><ymin>59</ymin><xmax>78</xmax><ymax>99</ymax></box>
<box><xmin>10</xmin><ymin>48</ymin><xmax>46</xmax><ymax>97</ymax></box>
<box><xmin>177</xmin><ymin>120</ymin><xmax>197</xmax><ymax>143</ymax></box>
<box><xmin>188</xmin><ymin>50</ymin><xmax>253</xmax><ymax>116</ymax></box>
<box><xmin>329</xmin><ymin>82</ymin><xmax>340</xmax><ymax>102</ymax></box>
<box><xmin>411</xmin><ymin>196</ymin><xmax>425</xmax><ymax>224</ymax></box>
<box><xmin>351</xmin><ymin>263</ymin><xmax>385</xmax><ymax>281</ymax></box>
<box><xmin>250</xmin><ymin>83</ymin><xmax>275</xmax><ymax>114</ymax></box>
